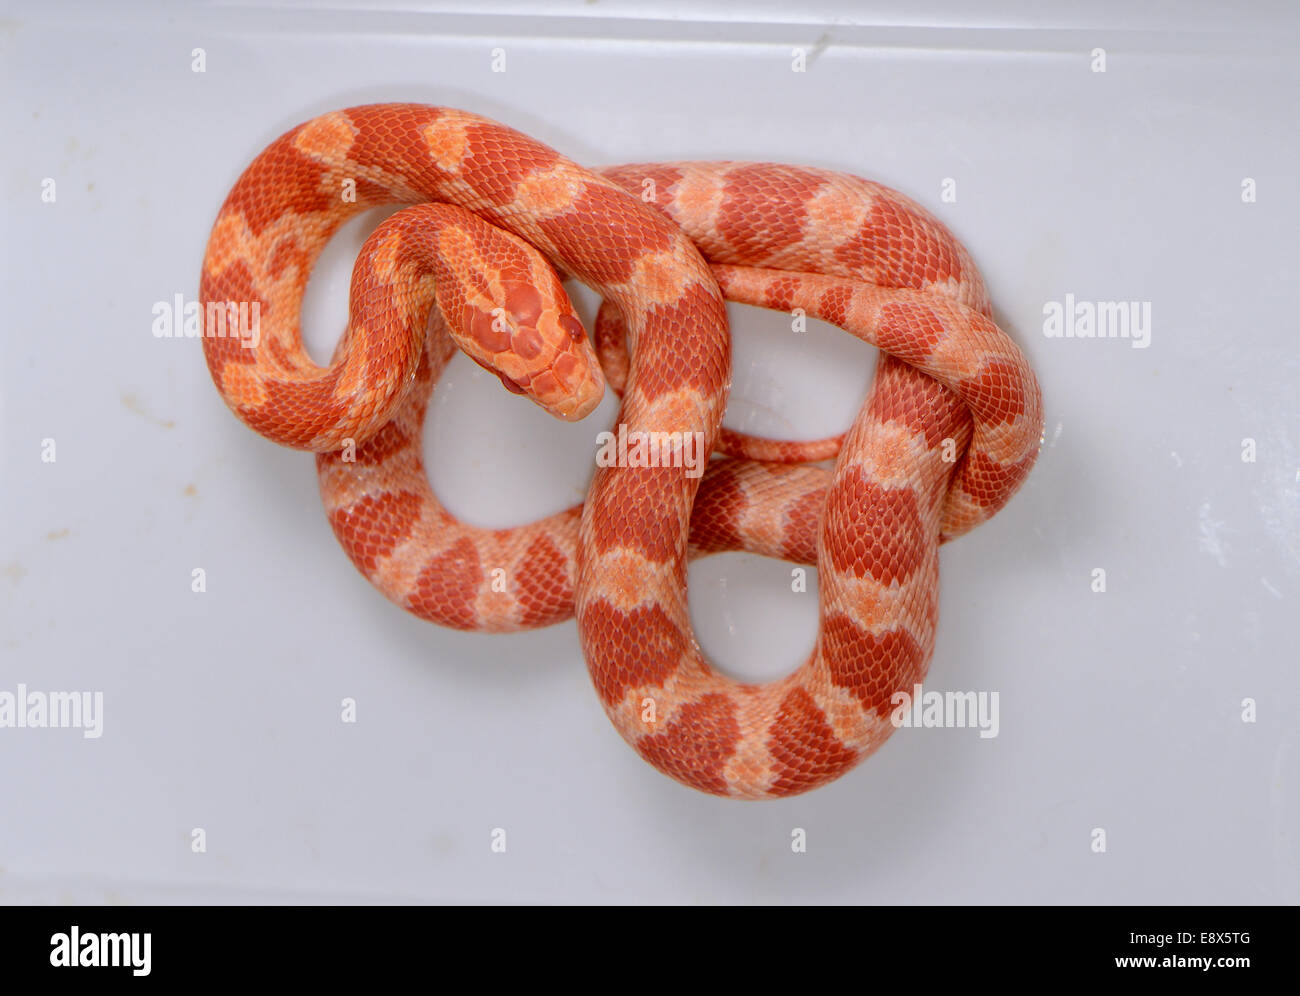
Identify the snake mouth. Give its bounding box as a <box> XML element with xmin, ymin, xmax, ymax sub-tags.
<box><xmin>466</xmin><ymin>348</ymin><xmax>604</xmax><ymax>421</ymax></box>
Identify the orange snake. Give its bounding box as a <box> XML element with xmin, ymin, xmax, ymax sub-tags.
<box><xmin>200</xmin><ymin>104</ymin><xmax>1043</xmax><ymax>799</ymax></box>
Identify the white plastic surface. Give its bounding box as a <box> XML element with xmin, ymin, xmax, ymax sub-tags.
<box><xmin>1</xmin><ymin>0</ymin><xmax>1297</xmax><ymax>903</ymax></box>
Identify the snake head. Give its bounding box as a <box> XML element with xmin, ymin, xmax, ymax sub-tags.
<box><xmin>459</xmin><ymin>278</ymin><xmax>604</xmax><ymax>421</ymax></box>
<box><xmin>437</xmin><ymin>224</ymin><xmax>605</xmax><ymax>421</ymax></box>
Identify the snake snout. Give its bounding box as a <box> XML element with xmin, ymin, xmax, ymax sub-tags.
<box><xmin>525</xmin><ymin>308</ymin><xmax>606</xmax><ymax>421</ymax></box>
<box><xmin>452</xmin><ymin>279</ymin><xmax>605</xmax><ymax>421</ymax></box>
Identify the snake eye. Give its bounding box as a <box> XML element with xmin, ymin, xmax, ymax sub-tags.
<box><xmin>560</xmin><ymin>314</ymin><xmax>587</xmax><ymax>343</ymax></box>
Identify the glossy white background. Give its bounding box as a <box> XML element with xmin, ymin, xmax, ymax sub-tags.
<box><xmin>1</xmin><ymin>0</ymin><xmax>1296</xmax><ymax>903</ymax></box>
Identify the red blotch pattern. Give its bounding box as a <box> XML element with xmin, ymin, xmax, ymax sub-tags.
<box><xmin>537</xmin><ymin>181</ymin><xmax>676</xmax><ymax>286</ymax></box>
<box><xmin>597</xmin><ymin>163</ymin><xmax>685</xmax><ymax>224</ymax></box>
<box><xmin>328</xmin><ymin>490</ymin><xmax>424</xmax><ymax>573</ymax></box>
<box><xmin>763</xmin><ymin>275</ymin><xmax>800</xmax><ymax>311</ymax></box>
<box><xmin>822</xmin><ymin>615</ymin><xmax>927</xmax><ymax>717</ymax></box>
<box><xmin>834</xmin><ymin>195</ymin><xmax>960</xmax><ymax>290</ymax></box>
<box><xmin>632</xmin><ymin>281</ymin><xmax>730</xmax><ymax>402</ymax></box>
<box><xmin>220</xmin><ymin>127</ymin><xmax>342</xmax><ymax>237</ymax></box>
<box><xmin>875</xmin><ymin>300</ymin><xmax>946</xmax><ymax>364</ymax></box>
<box><xmin>515</xmin><ymin>534</ymin><xmax>574</xmax><ymax>628</ymax></box>
<box><xmin>581</xmin><ymin>599</ymin><xmax>687</xmax><ymax>706</ymax></box>
<box><xmin>766</xmin><ymin>687</ymin><xmax>860</xmax><ymax>795</ymax></box>
<box><xmin>409</xmin><ymin>537</ymin><xmax>482</xmax><ymax>629</ymax></box>
<box><xmin>687</xmin><ymin>461</ymin><xmax>747</xmax><ymax>554</ymax></box>
<box><xmin>198</xmin><ymin>260</ymin><xmax>266</xmax><ymax>370</ymax></box>
<box><xmin>964</xmin><ymin>357</ymin><xmax>1028</xmax><ymax>427</ymax></box>
<box><xmin>824</xmin><ymin>468</ymin><xmax>927</xmax><ymax>586</ymax></box>
<box><xmin>637</xmin><ymin>693</ymin><xmax>742</xmax><ymax>796</ymax></box>
<box><xmin>716</xmin><ymin>165</ymin><xmax>824</xmax><ymax>258</ymax></box>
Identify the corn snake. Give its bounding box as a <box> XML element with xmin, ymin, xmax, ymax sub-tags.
<box><xmin>200</xmin><ymin>104</ymin><xmax>1043</xmax><ymax>799</ymax></box>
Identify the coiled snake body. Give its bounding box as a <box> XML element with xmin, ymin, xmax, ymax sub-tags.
<box><xmin>201</xmin><ymin>104</ymin><xmax>1042</xmax><ymax>799</ymax></box>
